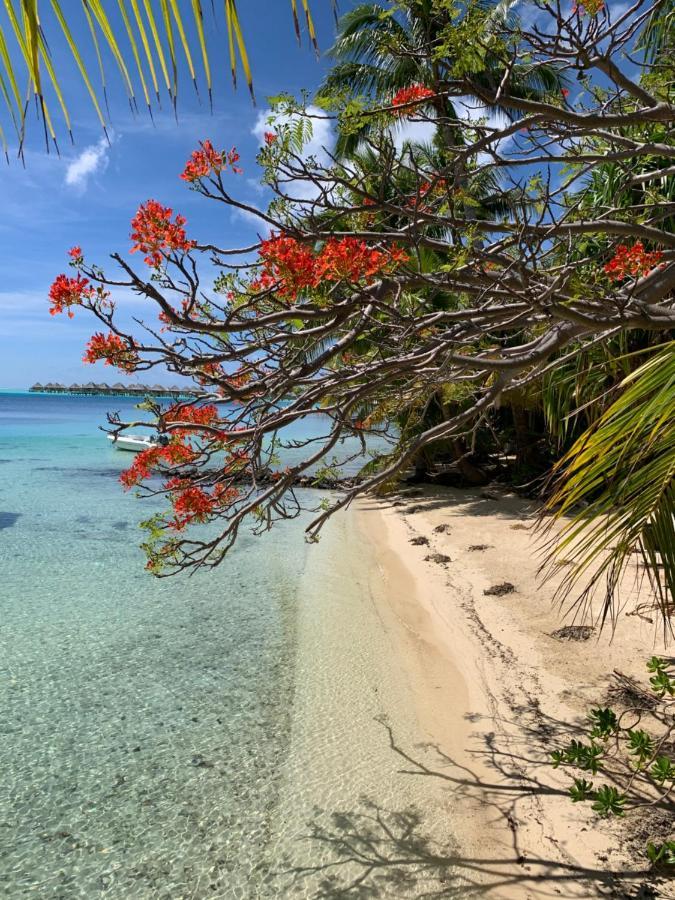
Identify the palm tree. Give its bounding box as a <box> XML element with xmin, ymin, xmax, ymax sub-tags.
<box><xmin>0</xmin><ymin>0</ymin><xmax>321</xmax><ymax>157</ymax></box>
<box><xmin>316</xmin><ymin>0</ymin><xmax>561</xmax><ymax>156</ymax></box>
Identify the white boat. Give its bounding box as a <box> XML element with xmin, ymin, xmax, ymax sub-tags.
<box><xmin>108</xmin><ymin>433</ymin><xmax>158</xmax><ymax>453</ymax></box>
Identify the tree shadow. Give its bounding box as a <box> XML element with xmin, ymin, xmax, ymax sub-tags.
<box><xmin>274</xmin><ymin>715</ymin><xmax>667</xmax><ymax>899</ymax></box>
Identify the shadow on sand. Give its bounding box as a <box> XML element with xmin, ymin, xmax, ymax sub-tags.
<box><xmin>275</xmin><ymin>715</ymin><xmax>670</xmax><ymax>899</ymax></box>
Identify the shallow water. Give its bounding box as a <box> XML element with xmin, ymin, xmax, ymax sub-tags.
<box><xmin>0</xmin><ymin>393</ymin><xmax>316</xmax><ymax>898</ymax></box>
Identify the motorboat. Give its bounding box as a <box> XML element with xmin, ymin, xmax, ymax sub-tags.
<box><xmin>107</xmin><ymin>433</ymin><xmax>159</xmax><ymax>453</ymax></box>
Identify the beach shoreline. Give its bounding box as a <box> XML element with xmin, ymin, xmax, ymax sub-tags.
<box><xmin>270</xmin><ymin>485</ymin><xmax>670</xmax><ymax>898</ymax></box>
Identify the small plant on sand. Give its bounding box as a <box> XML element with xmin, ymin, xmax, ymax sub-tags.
<box><xmin>551</xmin><ymin>659</ymin><xmax>675</xmax><ymax>869</ymax></box>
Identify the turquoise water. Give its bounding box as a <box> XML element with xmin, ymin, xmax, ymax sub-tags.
<box><xmin>0</xmin><ymin>392</ymin><xmax>317</xmax><ymax>898</ymax></box>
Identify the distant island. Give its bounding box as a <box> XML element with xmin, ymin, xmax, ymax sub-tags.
<box><xmin>28</xmin><ymin>381</ymin><xmax>199</xmax><ymax>397</ymax></box>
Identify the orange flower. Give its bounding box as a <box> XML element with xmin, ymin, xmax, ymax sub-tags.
<box><xmin>130</xmin><ymin>200</ymin><xmax>195</xmax><ymax>267</ymax></box>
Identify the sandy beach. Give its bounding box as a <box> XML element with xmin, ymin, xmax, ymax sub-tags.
<box><xmin>269</xmin><ymin>486</ymin><xmax>672</xmax><ymax>899</ymax></box>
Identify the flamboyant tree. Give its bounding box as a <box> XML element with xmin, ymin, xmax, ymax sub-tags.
<box><xmin>48</xmin><ymin>0</ymin><xmax>674</xmax><ymax>617</ymax></box>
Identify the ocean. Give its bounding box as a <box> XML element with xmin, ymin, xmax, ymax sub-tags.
<box><xmin>0</xmin><ymin>391</ymin><xmax>327</xmax><ymax>898</ymax></box>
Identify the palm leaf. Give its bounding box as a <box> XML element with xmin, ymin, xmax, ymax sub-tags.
<box><xmin>542</xmin><ymin>342</ymin><xmax>675</xmax><ymax>630</ymax></box>
<box><xmin>0</xmin><ymin>0</ymin><xmax>320</xmax><ymax>147</ymax></box>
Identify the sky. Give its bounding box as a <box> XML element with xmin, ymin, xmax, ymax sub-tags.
<box><xmin>0</xmin><ymin>2</ymin><xmax>344</xmax><ymax>389</ymax></box>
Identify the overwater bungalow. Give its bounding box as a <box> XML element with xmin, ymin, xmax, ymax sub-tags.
<box><xmin>28</xmin><ymin>381</ymin><xmax>196</xmax><ymax>397</ymax></box>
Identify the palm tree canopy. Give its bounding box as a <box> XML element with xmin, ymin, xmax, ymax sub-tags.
<box><xmin>317</xmin><ymin>0</ymin><xmax>562</xmax><ymax>156</ymax></box>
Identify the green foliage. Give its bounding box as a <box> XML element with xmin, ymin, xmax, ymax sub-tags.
<box><xmin>552</xmin><ymin>660</ymin><xmax>675</xmax><ymax>865</ymax></box>
<box><xmin>591</xmin><ymin>785</ymin><xmax>627</xmax><ymax>817</ymax></box>
<box><xmin>646</xmin><ymin>841</ymin><xmax>675</xmax><ymax>868</ymax></box>
<box><xmin>550</xmin><ymin>739</ymin><xmax>604</xmax><ymax>774</ymax></box>
<box><xmin>569</xmin><ymin>777</ymin><xmax>595</xmax><ymax>802</ymax></box>
<box><xmin>589</xmin><ymin>707</ymin><xmax>619</xmax><ymax>740</ymax></box>
<box><xmin>648</xmin><ymin>656</ymin><xmax>675</xmax><ymax>697</ymax></box>
<box><xmin>544</xmin><ymin>343</ymin><xmax>675</xmax><ymax>623</ymax></box>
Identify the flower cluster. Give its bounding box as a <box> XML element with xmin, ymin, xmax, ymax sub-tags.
<box><xmin>166</xmin><ymin>481</ymin><xmax>239</xmax><ymax>530</ymax></box>
<box><xmin>119</xmin><ymin>440</ymin><xmax>198</xmax><ymax>490</ymax></box>
<box><xmin>164</xmin><ymin>403</ymin><xmax>220</xmax><ymax>437</ymax></box>
<box><xmin>180</xmin><ymin>141</ymin><xmax>242</xmax><ymax>183</ymax></box>
<box><xmin>407</xmin><ymin>177</ymin><xmax>448</xmax><ymax>209</ymax></box>
<box><xmin>391</xmin><ymin>84</ymin><xmax>435</xmax><ymax>114</ymax></box>
<box><xmin>130</xmin><ymin>200</ymin><xmax>195</xmax><ymax>267</ymax></box>
<box><xmin>83</xmin><ymin>332</ymin><xmax>139</xmax><ymax>372</ymax></box>
<box><xmin>48</xmin><ymin>273</ymin><xmax>93</xmax><ymax>317</ymax></box>
<box><xmin>604</xmin><ymin>242</ymin><xmax>664</xmax><ymax>281</ymax></box>
<box><xmin>263</xmin><ymin>132</ymin><xmax>277</xmax><ymax>146</ymax></box>
<box><xmin>318</xmin><ymin>237</ymin><xmax>408</xmax><ymax>282</ymax></box>
<box><xmin>253</xmin><ymin>234</ymin><xmax>320</xmax><ymax>298</ymax></box>
<box><xmin>252</xmin><ymin>235</ymin><xmax>409</xmax><ymax>300</ymax></box>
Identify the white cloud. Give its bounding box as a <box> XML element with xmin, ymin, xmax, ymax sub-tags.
<box><xmin>65</xmin><ymin>137</ymin><xmax>110</xmax><ymax>190</ymax></box>
<box><xmin>393</xmin><ymin>118</ymin><xmax>437</xmax><ymax>150</ymax></box>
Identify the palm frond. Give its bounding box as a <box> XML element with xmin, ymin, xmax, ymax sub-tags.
<box><xmin>0</xmin><ymin>0</ymin><xmax>322</xmax><ymax>148</ymax></box>
<box><xmin>542</xmin><ymin>342</ymin><xmax>675</xmax><ymax>631</ymax></box>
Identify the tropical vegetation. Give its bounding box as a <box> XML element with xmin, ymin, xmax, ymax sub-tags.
<box><xmin>45</xmin><ymin>0</ymin><xmax>674</xmax><ymax>627</ymax></box>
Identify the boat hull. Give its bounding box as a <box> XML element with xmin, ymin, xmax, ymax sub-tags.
<box><xmin>107</xmin><ymin>434</ymin><xmax>158</xmax><ymax>453</ymax></box>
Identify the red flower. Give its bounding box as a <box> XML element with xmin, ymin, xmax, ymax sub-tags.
<box><xmin>256</xmin><ymin>234</ymin><xmax>320</xmax><ymax>299</ymax></box>
<box><xmin>165</xmin><ymin>403</ymin><xmax>219</xmax><ymax>436</ymax></box>
<box><xmin>603</xmin><ymin>242</ymin><xmax>664</xmax><ymax>281</ymax></box>
<box><xmin>180</xmin><ymin>141</ymin><xmax>242</xmax><ymax>182</ymax></box>
<box><xmin>391</xmin><ymin>84</ymin><xmax>435</xmax><ymax>115</ymax></box>
<box><xmin>119</xmin><ymin>446</ymin><xmax>163</xmax><ymax>488</ymax></box>
<box><xmin>83</xmin><ymin>332</ymin><xmax>139</xmax><ymax>372</ymax></box>
<box><xmin>119</xmin><ymin>438</ymin><xmax>199</xmax><ymax>489</ymax></box>
<box><xmin>130</xmin><ymin>200</ymin><xmax>195</xmax><ymax>267</ymax></box>
<box><xmin>68</xmin><ymin>245</ymin><xmax>83</xmax><ymax>260</ymax></box>
<box><xmin>167</xmin><ymin>481</ymin><xmax>239</xmax><ymax>530</ymax></box>
<box><xmin>407</xmin><ymin>177</ymin><xmax>447</xmax><ymax>209</ymax></box>
<box><xmin>263</xmin><ymin>132</ymin><xmax>277</xmax><ymax>145</ymax></box>
<box><xmin>252</xmin><ymin>234</ymin><xmax>409</xmax><ymax>300</ymax></box>
<box><xmin>48</xmin><ymin>273</ymin><xmax>93</xmax><ymax>318</ymax></box>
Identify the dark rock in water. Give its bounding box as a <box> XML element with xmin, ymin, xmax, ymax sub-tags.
<box><xmin>112</xmin><ymin>520</ymin><xmax>129</xmax><ymax>530</ymax></box>
<box><xmin>469</xmin><ymin>544</ymin><xmax>491</xmax><ymax>552</ymax></box>
<box><xmin>550</xmin><ymin>625</ymin><xmax>594</xmax><ymax>641</ymax></box>
<box><xmin>425</xmin><ymin>552</ymin><xmax>451</xmax><ymax>566</ymax></box>
<box><xmin>409</xmin><ymin>535</ymin><xmax>430</xmax><ymax>546</ymax></box>
<box><xmin>434</xmin><ymin>523</ymin><xmax>450</xmax><ymax>534</ymax></box>
<box><xmin>0</xmin><ymin>512</ymin><xmax>20</xmax><ymax>530</ymax></box>
<box><xmin>191</xmin><ymin>754</ymin><xmax>214</xmax><ymax>768</ymax></box>
<box><xmin>484</xmin><ymin>582</ymin><xmax>515</xmax><ymax>596</ymax></box>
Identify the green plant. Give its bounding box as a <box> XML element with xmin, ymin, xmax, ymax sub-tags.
<box><xmin>551</xmin><ymin>659</ymin><xmax>675</xmax><ymax>867</ymax></box>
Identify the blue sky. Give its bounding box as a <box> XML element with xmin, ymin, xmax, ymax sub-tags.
<box><xmin>0</xmin><ymin>3</ymin><xmax>341</xmax><ymax>389</ymax></box>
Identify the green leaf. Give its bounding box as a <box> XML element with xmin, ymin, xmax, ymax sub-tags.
<box><xmin>591</xmin><ymin>785</ymin><xmax>626</xmax><ymax>817</ymax></box>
